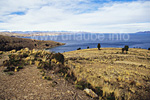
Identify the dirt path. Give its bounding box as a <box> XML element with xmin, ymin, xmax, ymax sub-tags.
<box><xmin>0</xmin><ymin>65</ymin><xmax>93</xmax><ymax>100</ymax></box>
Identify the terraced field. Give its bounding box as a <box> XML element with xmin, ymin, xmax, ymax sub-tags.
<box><xmin>64</xmin><ymin>48</ymin><xmax>150</xmax><ymax>100</ymax></box>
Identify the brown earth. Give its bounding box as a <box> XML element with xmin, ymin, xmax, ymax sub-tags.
<box><xmin>0</xmin><ymin>64</ymin><xmax>92</xmax><ymax>100</ymax></box>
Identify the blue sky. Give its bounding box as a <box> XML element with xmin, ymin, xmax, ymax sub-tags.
<box><xmin>0</xmin><ymin>0</ymin><xmax>150</xmax><ymax>33</ymax></box>
<box><xmin>10</xmin><ymin>12</ymin><xmax>26</xmax><ymax>15</ymax></box>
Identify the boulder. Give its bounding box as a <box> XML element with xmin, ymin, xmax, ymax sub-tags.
<box><xmin>84</xmin><ymin>88</ymin><xmax>98</xmax><ymax>99</ymax></box>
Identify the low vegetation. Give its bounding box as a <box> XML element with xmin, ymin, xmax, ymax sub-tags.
<box><xmin>0</xmin><ymin>35</ymin><xmax>64</xmax><ymax>51</ymax></box>
<box><xmin>64</xmin><ymin>48</ymin><xmax>150</xmax><ymax>100</ymax></box>
<box><xmin>1</xmin><ymin>48</ymin><xmax>73</xmax><ymax>83</ymax></box>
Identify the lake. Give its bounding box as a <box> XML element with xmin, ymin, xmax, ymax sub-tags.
<box><xmin>23</xmin><ymin>33</ymin><xmax>150</xmax><ymax>53</ymax></box>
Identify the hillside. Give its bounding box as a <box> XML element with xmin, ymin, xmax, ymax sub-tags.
<box><xmin>63</xmin><ymin>48</ymin><xmax>150</xmax><ymax>100</ymax></box>
<box><xmin>0</xmin><ymin>48</ymin><xmax>150</xmax><ymax>100</ymax></box>
<box><xmin>0</xmin><ymin>35</ymin><xmax>64</xmax><ymax>51</ymax></box>
<box><xmin>0</xmin><ymin>49</ymin><xmax>91</xmax><ymax>100</ymax></box>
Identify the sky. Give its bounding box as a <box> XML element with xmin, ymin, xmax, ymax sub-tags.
<box><xmin>0</xmin><ymin>0</ymin><xmax>150</xmax><ymax>33</ymax></box>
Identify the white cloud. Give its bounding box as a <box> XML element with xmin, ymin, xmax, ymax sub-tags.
<box><xmin>0</xmin><ymin>0</ymin><xmax>150</xmax><ymax>33</ymax></box>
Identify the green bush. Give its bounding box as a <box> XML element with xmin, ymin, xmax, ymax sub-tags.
<box><xmin>122</xmin><ymin>48</ymin><xmax>125</xmax><ymax>54</ymax></box>
<box><xmin>0</xmin><ymin>51</ymin><xmax>3</xmax><ymax>55</ymax></box>
<box><xmin>5</xmin><ymin>66</ymin><xmax>15</xmax><ymax>71</ymax></box>
<box><xmin>22</xmin><ymin>53</ymin><xmax>28</xmax><ymax>58</ymax></box>
<box><xmin>107</xmin><ymin>92</ymin><xmax>115</xmax><ymax>100</ymax></box>
<box><xmin>97</xmin><ymin>43</ymin><xmax>101</xmax><ymax>50</ymax></box>
<box><xmin>124</xmin><ymin>45</ymin><xmax>129</xmax><ymax>54</ymax></box>
<box><xmin>56</xmin><ymin>43</ymin><xmax>60</xmax><ymax>45</ymax></box>
<box><xmin>94</xmin><ymin>87</ymin><xmax>103</xmax><ymax>96</ymax></box>
<box><xmin>3</xmin><ymin>69</ymin><xmax>9</xmax><ymax>72</ymax></box>
<box><xmin>18</xmin><ymin>66</ymin><xmax>23</xmax><ymax>69</ymax></box>
<box><xmin>38</xmin><ymin>61</ymin><xmax>51</xmax><ymax>70</ymax></box>
<box><xmin>52</xmin><ymin>53</ymin><xmax>64</xmax><ymax>64</ymax></box>
<box><xmin>45</xmin><ymin>44</ymin><xmax>49</xmax><ymax>46</ymax></box>
<box><xmin>77</xmin><ymin>48</ymin><xmax>81</xmax><ymax>50</ymax></box>
<box><xmin>46</xmin><ymin>76</ymin><xmax>52</xmax><ymax>80</ymax></box>
<box><xmin>3</xmin><ymin>60</ymin><xmax>10</xmax><ymax>66</ymax></box>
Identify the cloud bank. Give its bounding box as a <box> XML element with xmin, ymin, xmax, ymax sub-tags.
<box><xmin>0</xmin><ymin>0</ymin><xmax>150</xmax><ymax>33</ymax></box>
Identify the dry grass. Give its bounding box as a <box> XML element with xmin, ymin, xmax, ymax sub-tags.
<box><xmin>63</xmin><ymin>48</ymin><xmax>150</xmax><ymax>100</ymax></box>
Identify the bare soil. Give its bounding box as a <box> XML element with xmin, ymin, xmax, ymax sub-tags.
<box><xmin>0</xmin><ymin>63</ymin><xmax>92</xmax><ymax>100</ymax></box>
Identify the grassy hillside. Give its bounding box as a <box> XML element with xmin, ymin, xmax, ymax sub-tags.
<box><xmin>63</xmin><ymin>48</ymin><xmax>150</xmax><ymax>100</ymax></box>
<box><xmin>0</xmin><ymin>48</ymin><xmax>92</xmax><ymax>100</ymax></box>
<box><xmin>0</xmin><ymin>35</ymin><xmax>64</xmax><ymax>51</ymax></box>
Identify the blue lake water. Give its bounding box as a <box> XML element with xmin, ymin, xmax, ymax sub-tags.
<box><xmin>23</xmin><ymin>33</ymin><xmax>150</xmax><ymax>53</ymax></box>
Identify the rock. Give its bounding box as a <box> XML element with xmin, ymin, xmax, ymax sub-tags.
<box><xmin>83</xmin><ymin>88</ymin><xmax>98</xmax><ymax>99</ymax></box>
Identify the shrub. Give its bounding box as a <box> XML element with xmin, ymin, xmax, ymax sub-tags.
<box><xmin>0</xmin><ymin>51</ymin><xmax>3</xmax><ymax>55</ymax></box>
<box><xmin>107</xmin><ymin>92</ymin><xmax>115</xmax><ymax>100</ymax></box>
<box><xmin>97</xmin><ymin>43</ymin><xmax>101</xmax><ymax>50</ymax></box>
<box><xmin>45</xmin><ymin>44</ymin><xmax>49</xmax><ymax>46</ymax></box>
<box><xmin>77</xmin><ymin>48</ymin><xmax>81</xmax><ymax>50</ymax></box>
<box><xmin>94</xmin><ymin>87</ymin><xmax>103</xmax><ymax>96</ymax></box>
<box><xmin>8</xmin><ymin>54</ymin><xmax>24</xmax><ymax>66</ymax></box>
<box><xmin>3</xmin><ymin>60</ymin><xmax>10</xmax><ymax>66</ymax></box>
<box><xmin>52</xmin><ymin>53</ymin><xmax>64</xmax><ymax>64</ymax></box>
<box><xmin>87</xmin><ymin>46</ymin><xmax>89</xmax><ymax>49</ymax></box>
<box><xmin>122</xmin><ymin>48</ymin><xmax>125</xmax><ymax>54</ymax></box>
<box><xmin>57</xmin><ymin>43</ymin><xmax>60</xmax><ymax>45</ymax></box>
<box><xmin>22</xmin><ymin>53</ymin><xmax>28</xmax><ymax>58</ymax></box>
<box><xmin>148</xmin><ymin>48</ymin><xmax>150</xmax><ymax>50</ymax></box>
<box><xmin>3</xmin><ymin>69</ymin><xmax>9</xmax><ymax>72</ymax></box>
<box><xmin>38</xmin><ymin>61</ymin><xmax>51</xmax><ymax>70</ymax></box>
<box><xmin>18</xmin><ymin>66</ymin><xmax>23</xmax><ymax>69</ymax></box>
<box><xmin>46</xmin><ymin>76</ymin><xmax>52</xmax><ymax>80</ymax></box>
<box><xmin>5</xmin><ymin>66</ymin><xmax>15</xmax><ymax>71</ymax></box>
<box><xmin>124</xmin><ymin>45</ymin><xmax>129</xmax><ymax>54</ymax></box>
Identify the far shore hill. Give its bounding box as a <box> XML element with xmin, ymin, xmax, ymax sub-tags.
<box><xmin>0</xmin><ymin>35</ymin><xmax>65</xmax><ymax>51</ymax></box>
<box><xmin>0</xmin><ymin>31</ymin><xmax>74</xmax><ymax>37</ymax></box>
<box><xmin>0</xmin><ymin>31</ymin><xmax>150</xmax><ymax>38</ymax></box>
